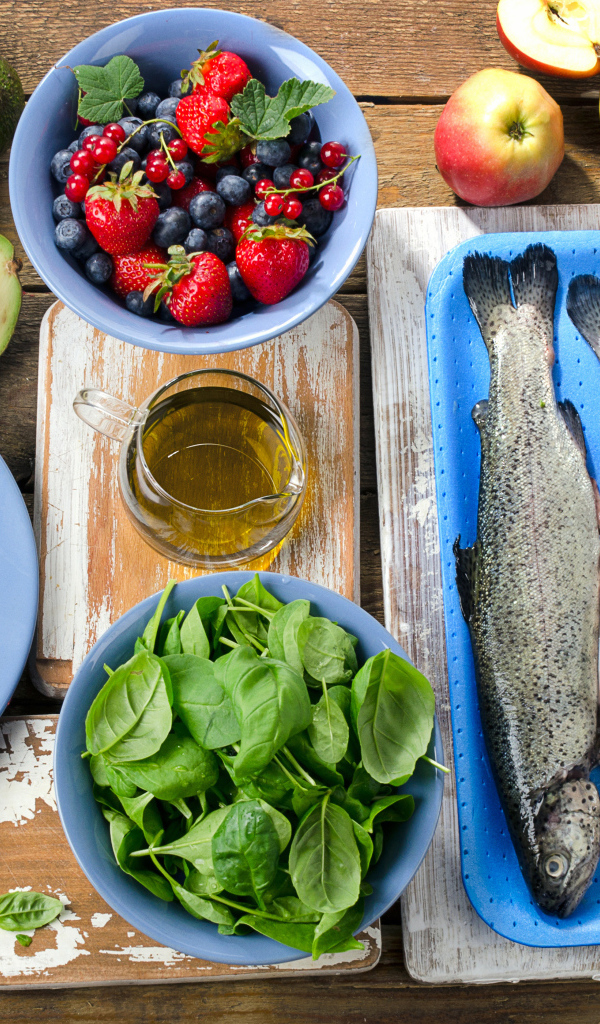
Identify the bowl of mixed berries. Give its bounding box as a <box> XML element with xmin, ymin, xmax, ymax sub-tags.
<box><xmin>9</xmin><ymin>9</ymin><xmax>377</xmax><ymax>354</ymax></box>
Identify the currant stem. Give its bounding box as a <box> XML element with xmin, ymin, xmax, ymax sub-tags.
<box><xmin>265</xmin><ymin>153</ymin><xmax>360</xmax><ymax>199</ymax></box>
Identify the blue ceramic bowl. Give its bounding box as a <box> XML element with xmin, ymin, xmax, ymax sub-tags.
<box><xmin>9</xmin><ymin>9</ymin><xmax>377</xmax><ymax>356</ymax></box>
<box><xmin>55</xmin><ymin>571</ymin><xmax>444</xmax><ymax>965</ymax></box>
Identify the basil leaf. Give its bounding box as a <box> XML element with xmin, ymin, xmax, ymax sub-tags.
<box><xmin>140</xmin><ymin>806</ymin><xmax>230</xmax><ymax>873</ymax></box>
<box><xmin>172</xmin><ymin>881</ymin><xmax>234</xmax><ymax>927</ymax></box>
<box><xmin>180</xmin><ymin>601</ymin><xmax>211</xmax><ymax>658</ymax></box>
<box><xmin>184</xmin><ymin>867</ymin><xmax>223</xmax><ymax>897</ymax></box>
<box><xmin>291</xmin><ymin>783</ymin><xmax>330</xmax><ymax>820</ymax></box>
<box><xmin>138</xmin><ymin>580</ymin><xmax>176</xmax><ymax>653</ymax></box>
<box><xmin>329</xmin><ymin>785</ymin><xmax>369</xmax><ymax>824</ymax></box>
<box><xmin>257</xmin><ymin>800</ymin><xmax>292</xmax><ymax>853</ymax></box>
<box><xmin>289</xmin><ymin>797</ymin><xmax>361</xmax><ymax>913</ymax></box>
<box><xmin>217</xmin><ymin>646</ymin><xmax>311</xmax><ymax>780</ymax></box>
<box><xmin>311</xmin><ymin>899</ymin><xmax>364</xmax><ymax>960</ymax></box>
<box><xmin>266</xmin><ymin>896</ymin><xmax>320</xmax><ymax>922</ymax></box>
<box><xmin>239</xmin><ymin>761</ymin><xmax>295</xmax><ymax>810</ymax></box>
<box><xmin>89</xmin><ymin>753</ymin><xmax>110</xmax><ymax>788</ymax></box>
<box><xmin>158</xmin><ymin>611</ymin><xmax>184</xmax><ymax>656</ymax></box>
<box><xmin>351</xmin><ymin>820</ymin><xmax>373</xmax><ymax>877</ymax></box>
<box><xmin>212</xmin><ymin>800</ymin><xmax>280</xmax><ymax>899</ymax></box>
<box><xmin>267</xmin><ymin>600</ymin><xmax>310</xmax><ymax>674</ymax></box>
<box><xmin>119</xmin><ymin>790</ymin><xmax>163</xmax><ymax>844</ymax></box>
<box><xmin>104</xmin><ymin>810</ymin><xmax>173</xmax><ymax>902</ymax></box>
<box><xmin>356</xmin><ymin>649</ymin><xmax>435</xmax><ymax>784</ymax></box>
<box><xmin>235</xmin><ymin>915</ymin><xmax>317</xmax><ymax>952</ymax></box>
<box><xmin>228</xmin><ymin>575</ymin><xmax>283</xmax><ymax>646</ymax></box>
<box><xmin>286</xmin><ymin>733</ymin><xmax>345</xmax><ymax>788</ymax></box>
<box><xmin>347</xmin><ymin>763</ymin><xmax>389</xmax><ymax>805</ymax></box>
<box><xmin>74</xmin><ymin>55</ymin><xmax>145</xmax><ymax>125</ymax></box>
<box><xmin>110</xmin><ymin>724</ymin><xmax>218</xmax><ymax>801</ymax></box>
<box><xmin>16</xmin><ymin>934</ymin><xmax>32</xmax><ymax>946</ymax></box>
<box><xmin>0</xmin><ymin>892</ymin><xmax>63</xmax><ymax>931</ymax></box>
<box><xmin>85</xmin><ymin>650</ymin><xmax>172</xmax><ymax>762</ymax></box>
<box><xmin>308</xmin><ymin>688</ymin><xmax>349</xmax><ymax>764</ymax></box>
<box><xmin>104</xmin><ymin>762</ymin><xmax>138</xmax><ymax>799</ymax></box>
<box><xmin>231</xmin><ymin>78</ymin><xmax>335</xmax><ymax>141</ymax></box>
<box><xmin>165</xmin><ymin>654</ymin><xmax>240</xmax><ymax>750</ymax></box>
<box><xmin>362</xmin><ymin>794</ymin><xmax>415</xmax><ymax>833</ymax></box>
<box><xmin>297</xmin><ymin>618</ymin><xmax>357</xmax><ymax>686</ymax></box>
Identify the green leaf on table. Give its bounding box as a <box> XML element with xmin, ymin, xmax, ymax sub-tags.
<box><xmin>212</xmin><ymin>800</ymin><xmax>280</xmax><ymax>900</ymax></box>
<box><xmin>230</xmin><ymin>78</ymin><xmax>335</xmax><ymax>141</ymax></box>
<box><xmin>85</xmin><ymin>650</ymin><xmax>172</xmax><ymax>762</ymax></box>
<box><xmin>74</xmin><ymin>55</ymin><xmax>145</xmax><ymax>125</ymax></box>
<box><xmin>308</xmin><ymin>687</ymin><xmax>349</xmax><ymax>764</ymax></box>
<box><xmin>289</xmin><ymin>796</ymin><xmax>361</xmax><ymax>914</ymax></box>
<box><xmin>109</xmin><ymin>723</ymin><xmax>218</xmax><ymax>801</ymax></box>
<box><xmin>165</xmin><ymin>654</ymin><xmax>240</xmax><ymax>750</ymax></box>
<box><xmin>297</xmin><ymin>617</ymin><xmax>357</xmax><ymax>686</ymax></box>
<box><xmin>356</xmin><ymin>649</ymin><xmax>435</xmax><ymax>785</ymax></box>
<box><xmin>0</xmin><ymin>892</ymin><xmax>63</xmax><ymax>932</ymax></box>
<box><xmin>16</xmin><ymin>933</ymin><xmax>32</xmax><ymax>947</ymax></box>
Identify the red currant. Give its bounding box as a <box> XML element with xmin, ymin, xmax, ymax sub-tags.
<box><xmin>90</xmin><ymin>136</ymin><xmax>118</xmax><ymax>164</ymax></box>
<box><xmin>69</xmin><ymin>148</ymin><xmax>95</xmax><ymax>178</ymax></box>
<box><xmin>318</xmin><ymin>184</ymin><xmax>344</xmax><ymax>211</ymax></box>
<box><xmin>167</xmin><ymin>170</ymin><xmax>186</xmax><ymax>190</ymax></box>
<box><xmin>316</xmin><ymin>168</ymin><xmax>336</xmax><ymax>185</ymax></box>
<box><xmin>283</xmin><ymin>196</ymin><xmax>303</xmax><ymax>220</ymax></box>
<box><xmin>65</xmin><ymin>174</ymin><xmax>90</xmax><ymax>202</ymax></box>
<box><xmin>103</xmin><ymin>123</ymin><xmax>126</xmax><ymax>143</ymax></box>
<box><xmin>290</xmin><ymin>168</ymin><xmax>314</xmax><ymax>189</ymax></box>
<box><xmin>146</xmin><ymin>158</ymin><xmax>169</xmax><ymax>183</ymax></box>
<box><xmin>255</xmin><ymin>179</ymin><xmax>274</xmax><ymax>200</ymax></box>
<box><xmin>264</xmin><ymin>193</ymin><xmax>285</xmax><ymax>216</ymax></box>
<box><xmin>145</xmin><ymin>148</ymin><xmax>163</xmax><ymax>163</ymax></box>
<box><xmin>82</xmin><ymin>134</ymin><xmax>102</xmax><ymax>152</ymax></box>
<box><xmin>320</xmin><ymin>141</ymin><xmax>347</xmax><ymax>169</ymax></box>
<box><xmin>168</xmin><ymin>138</ymin><xmax>188</xmax><ymax>161</ymax></box>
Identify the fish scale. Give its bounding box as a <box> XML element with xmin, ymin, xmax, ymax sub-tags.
<box><xmin>455</xmin><ymin>243</ymin><xmax>600</xmax><ymax>918</ymax></box>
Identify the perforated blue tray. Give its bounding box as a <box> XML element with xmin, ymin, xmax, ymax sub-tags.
<box><xmin>426</xmin><ymin>229</ymin><xmax>600</xmax><ymax>948</ymax></box>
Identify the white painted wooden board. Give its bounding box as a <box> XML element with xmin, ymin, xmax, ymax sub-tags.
<box><xmin>367</xmin><ymin>204</ymin><xmax>600</xmax><ymax>985</ymax></box>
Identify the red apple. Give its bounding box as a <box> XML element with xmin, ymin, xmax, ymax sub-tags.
<box><xmin>497</xmin><ymin>0</ymin><xmax>600</xmax><ymax>78</ymax></box>
<box><xmin>433</xmin><ymin>68</ymin><xmax>564</xmax><ymax>207</ymax></box>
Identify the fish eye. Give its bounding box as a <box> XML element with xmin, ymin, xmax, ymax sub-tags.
<box><xmin>544</xmin><ymin>853</ymin><xmax>569</xmax><ymax>879</ymax></box>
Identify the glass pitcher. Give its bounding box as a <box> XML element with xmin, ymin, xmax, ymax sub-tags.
<box><xmin>73</xmin><ymin>368</ymin><xmax>307</xmax><ymax>568</ymax></box>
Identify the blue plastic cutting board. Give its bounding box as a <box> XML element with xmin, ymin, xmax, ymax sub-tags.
<box><xmin>426</xmin><ymin>229</ymin><xmax>600</xmax><ymax>948</ymax></box>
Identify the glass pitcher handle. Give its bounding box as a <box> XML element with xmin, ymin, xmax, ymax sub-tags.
<box><xmin>73</xmin><ymin>387</ymin><xmax>146</xmax><ymax>443</ymax></box>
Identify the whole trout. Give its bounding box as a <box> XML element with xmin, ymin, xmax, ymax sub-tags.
<box><xmin>455</xmin><ymin>243</ymin><xmax>600</xmax><ymax>918</ymax></box>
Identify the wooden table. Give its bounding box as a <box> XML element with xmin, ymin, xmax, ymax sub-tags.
<box><xmin>2</xmin><ymin>1</ymin><xmax>600</xmax><ymax>1018</ymax></box>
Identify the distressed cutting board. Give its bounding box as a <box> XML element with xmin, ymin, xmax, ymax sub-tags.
<box><xmin>0</xmin><ymin>716</ymin><xmax>380</xmax><ymax>989</ymax></box>
<box><xmin>32</xmin><ymin>299</ymin><xmax>359</xmax><ymax>698</ymax></box>
<box><xmin>367</xmin><ymin>204</ymin><xmax>600</xmax><ymax>985</ymax></box>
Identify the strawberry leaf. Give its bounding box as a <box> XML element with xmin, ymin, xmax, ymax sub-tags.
<box><xmin>231</xmin><ymin>77</ymin><xmax>335</xmax><ymax>141</ymax></box>
<box><xmin>74</xmin><ymin>55</ymin><xmax>145</xmax><ymax>124</ymax></box>
<box><xmin>201</xmin><ymin>118</ymin><xmax>245</xmax><ymax>163</ymax></box>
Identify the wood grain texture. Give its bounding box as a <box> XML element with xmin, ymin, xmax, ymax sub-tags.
<box><xmin>367</xmin><ymin>204</ymin><xmax>600</xmax><ymax>986</ymax></box>
<box><xmin>2</xmin><ymin>0</ymin><xmax>600</xmax><ymax>100</ymax></box>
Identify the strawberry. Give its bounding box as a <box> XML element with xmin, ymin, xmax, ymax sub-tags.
<box><xmin>110</xmin><ymin>244</ymin><xmax>166</xmax><ymax>299</ymax></box>
<box><xmin>172</xmin><ymin>175</ymin><xmax>214</xmax><ymax>212</ymax></box>
<box><xmin>85</xmin><ymin>162</ymin><xmax>159</xmax><ymax>256</ymax></box>
<box><xmin>236</xmin><ymin>224</ymin><xmax>313</xmax><ymax>305</ymax></box>
<box><xmin>182</xmin><ymin>41</ymin><xmax>252</xmax><ymax>102</ymax></box>
<box><xmin>224</xmin><ymin>199</ymin><xmax>255</xmax><ymax>242</ymax></box>
<box><xmin>144</xmin><ymin>245</ymin><xmax>232</xmax><ymax>326</ymax></box>
<box><xmin>176</xmin><ymin>88</ymin><xmax>230</xmax><ymax>157</ymax></box>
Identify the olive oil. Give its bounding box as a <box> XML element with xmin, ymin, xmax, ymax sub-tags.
<box><xmin>124</xmin><ymin>385</ymin><xmax>304</xmax><ymax>564</ymax></box>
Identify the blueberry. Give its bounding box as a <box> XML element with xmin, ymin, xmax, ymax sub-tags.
<box><xmin>108</xmin><ymin>147</ymin><xmax>141</xmax><ymax>176</ymax></box>
<box><xmin>256</xmin><ymin>139</ymin><xmax>292</xmax><ymax>167</ymax></box>
<box><xmin>126</xmin><ymin>290</ymin><xmax>155</xmax><ymax>317</ymax></box>
<box><xmin>54</xmin><ymin>218</ymin><xmax>92</xmax><ymax>254</ymax></box>
<box><xmin>242</xmin><ymin>163</ymin><xmax>271</xmax><ymax>186</ymax></box>
<box><xmin>147</xmin><ymin>119</ymin><xmax>178</xmax><ymax>149</ymax></box>
<box><xmin>156</xmin><ymin>97</ymin><xmax>180</xmax><ymax>119</ymax></box>
<box><xmin>53</xmin><ymin>194</ymin><xmax>82</xmax><ymax>221</ymax></box>
<box><xmin>126</xmin><ymin>98</ymin><xmax>139</xmax><ymax>115</ymax></box>
<box><xmin>216</xmin><ymin>174</ymin><xmax>251</xmax><ymax>206</ymax></box>
<box><xmin>85</xmin><ymin>252</ymin><xmax>113</xmax><ymax>284</ymax></box>
<box><xmin>50</xmin><ymin>149</ymin><xmax>74</xmax><ymax>184</ymax></box>
<box><xmin>152</xmin><ymin>207</ymin><xmax>191</xmax><ymax>247</ymax></box>
<box><xmin>206</xmin><ymin>227</ymin><xmax>235</xmax><ymax>263</ymax></box>
<box><xmin>273</xmin><ymin>164</ymin><xmax>297</xmax><ymax>189</ymax></box>
<box><xmin>158</xmin><ymin>300</ymin><xmax>176</xmax><ymax>322</ymax></box>
<box><xmin>67</xmin><ymin>139</ymin><xmax>80</xmax><ymax>154</ymax></box>
<box><xmin>151</xmin><ymin>181</ymin><xmax>172</xmax><ymax>210</ymax></box>
<box><xmin>227</xmin><ymin>261</ymin><xmax>251</xmax><ymax>303</ymax></box>
<box><xmin>189</xmin><ymin>192</ymin><xmax>226</xmax><ymax>230</ymax></box>
<box><xmin>118</xmin><ymin>117</ymin><xmax>148</xmax><ymax>154</ymax></box>
<box><xmin>174</xmin><ymin>159</ymin><xmax>194</xmax><ymax>187</ymax></box>
<box><xmin>168</xmin><ymin>78</ymin><xmax>192</xmax><ymax>98</ymax></box>
<box><xmin>288</xmin><ymin>112</ymin><xmax>313</xmax><ymax>146</ymax></box>
<box><xmin>73</xmin><ymin>232</ymin><xmax>100</xmax><ymax>262</ymax></box>
<box><xmin>297</xmin><ymin>196</ymin><xmax>332</xmax><ymax>237</ymax></box>
<box><xmin>216</xmin><ymin>165</ymin><xmax>240</xmax><ymax>183</ymax></box>
<box><xmin>251</xmin><ymin>201</ymin><xmax>278</xmax><ymax>227</ymax></box>
<box><xmin>136</xmin><ymin>92</ymin><xmax>161</xmax><ymax>119</ymax></box>
<box><xmin>298</xmin><ymin>141</ymin><xmax>323</xmax><ymax>177</ymax></box>
<box><xmin>183</xmin><ymin>228</ymin><xmax>209</xmax><ymax>253</ymax></box>
<box><xmin>78</xmin><ymin>124</ymin><xmax>103</xmax><ymax>147</ymax></box>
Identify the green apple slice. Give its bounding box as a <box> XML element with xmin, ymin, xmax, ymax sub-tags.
<box><xmin>0</xmin><ymin>235</ymin><xmax>22</xmax><ymax>356</ymax></box>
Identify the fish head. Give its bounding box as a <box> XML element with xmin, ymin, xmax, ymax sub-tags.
<box><xmin>531</xmin><ymin>778</ymin><xmax>600</xmax><ymax>918</ymax></box>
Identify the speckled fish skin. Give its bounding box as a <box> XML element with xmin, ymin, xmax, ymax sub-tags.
<box><xmin>455</xmin><ymin>244</ymin><xmax>600</xmax><ymax>919</ymax></box>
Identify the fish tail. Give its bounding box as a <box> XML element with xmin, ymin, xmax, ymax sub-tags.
<box><xmin>462</xmin><ymin>252</ymin><xmax>512</xmax><ymax>349</ymax></box>
<box><xmin>567</xmin><ymin>274</ymin><xmax>600</xmax><ymax>361</ymax></box>
<box><xmin>509</xmin><ymin>244</ymin><xmax>558</xmax><ymax>323</ymax></box>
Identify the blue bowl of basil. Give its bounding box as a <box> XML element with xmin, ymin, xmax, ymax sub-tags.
<box><xmin>54</xmin><ymin>572</ymin><xmax>444</xmax><ymax>965</ymax></box>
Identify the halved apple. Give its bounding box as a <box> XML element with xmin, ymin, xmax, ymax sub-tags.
<box><xmin>497</xmin><ymin>0</ymin><xmax>600</xmax><ymax>77</ymax></box>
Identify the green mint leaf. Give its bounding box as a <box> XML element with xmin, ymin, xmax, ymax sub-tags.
<box><xmin>231</xmin><ymin>77</ymin><xmax>335</xmax><ymax>141</ymax></box>
<box><xmin>74</xmin><ymin>55</ymin><xmax>145</xmax><ymax>125</ymax></box>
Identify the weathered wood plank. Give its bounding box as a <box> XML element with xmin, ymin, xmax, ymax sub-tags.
<box><xmin>2</xmin><ymin>0</ymin><xmax>599</xmax><ymax>100</ymax></box>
